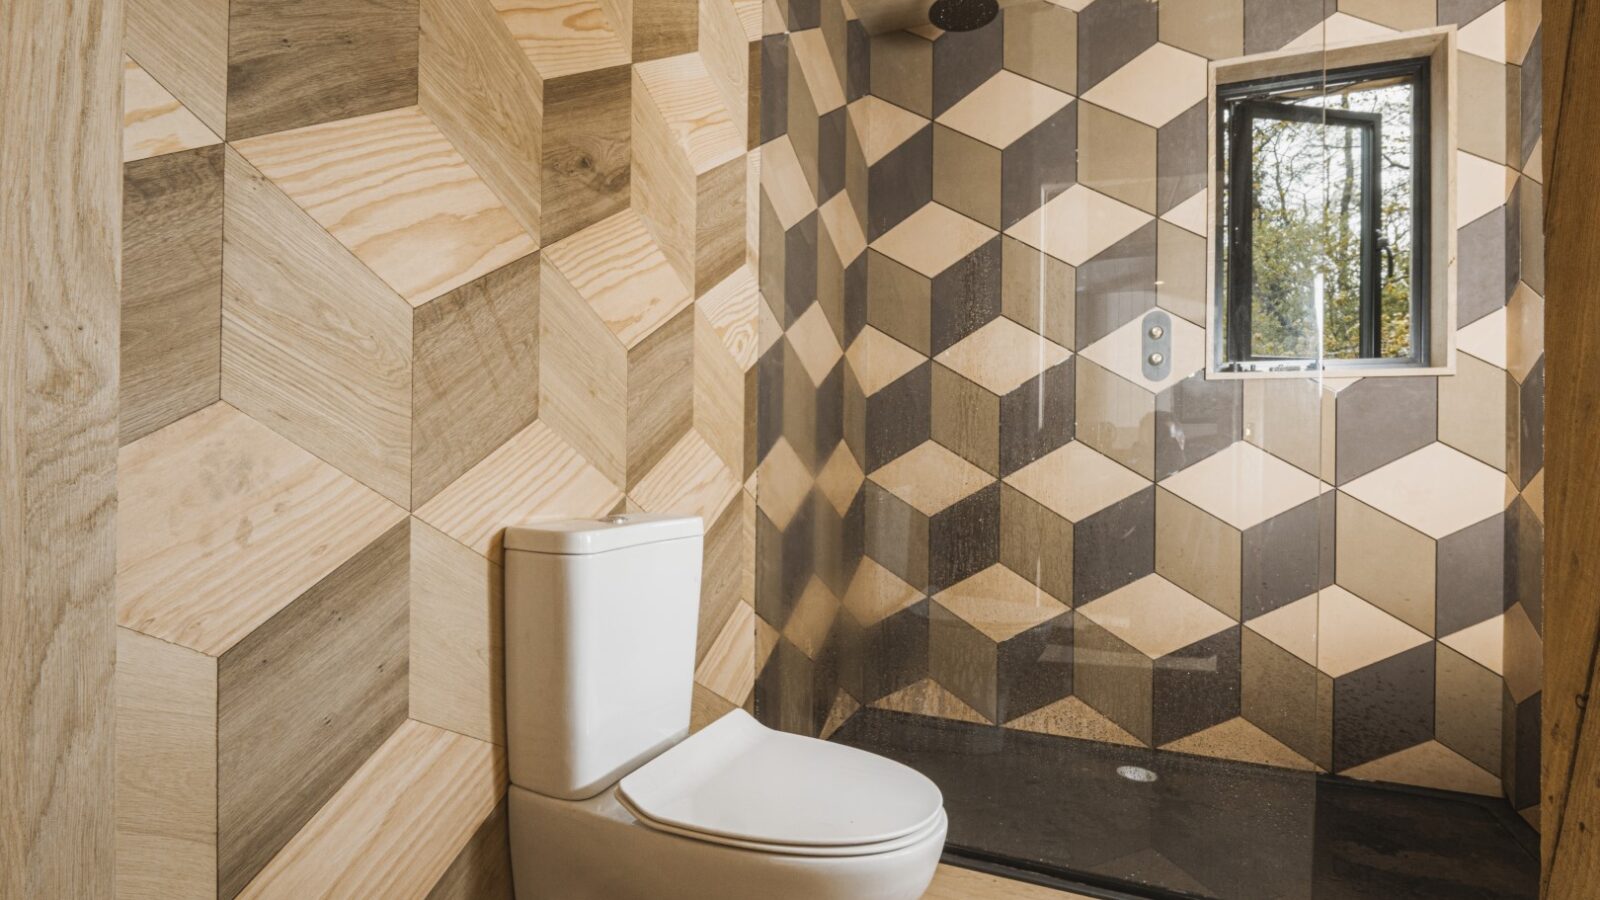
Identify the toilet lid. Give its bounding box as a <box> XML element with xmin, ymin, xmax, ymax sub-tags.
<box><xmin>618</xmin><ymin>709</ymin><xmax>944</xmax><ymax>850</ymax></box>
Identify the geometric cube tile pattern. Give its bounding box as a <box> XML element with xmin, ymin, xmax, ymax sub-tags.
<box><xmin>118</xmin><ymin>0</ymin><xmax>763</xmax><ymax>894</ymax></box>
<box><xmin>754</xmin><ymin>0</ymin><xmax>1541</xmax><ymax>824</ymax></box>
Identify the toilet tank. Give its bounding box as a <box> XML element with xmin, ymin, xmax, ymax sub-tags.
<box><xmin>503</xmin><ymin>514</ymin><xmax>703</xmax><ymax>800</ymax></box>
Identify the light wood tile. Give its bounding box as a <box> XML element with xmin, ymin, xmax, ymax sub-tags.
<box><xmin>493</xmin><ymin>0</ymin><xmax>631</xmax><ymax>78</ymax></box>
<box><xmin>1081</xmin><ymin>43</ymin><xmax>1208</xmax><ymax>128</ymax></box>
<box><xmin>869</xmin><ymin>440</ymin><xmax>994</xmax><ymax>516</ymax></box>
<box><xmin>935</xmin><ymin>317</ymin><xmax>1070</xmax><ymax>397</ymax></box>
<box><xmin>233</xmin><ymin>106</ymin><xmax>536</xmax><ymax>307</ymax></box>
<box><xmin>411</xmin><ymin>519</ymin><xmax>506</xmax><ymax>746</ymax></box>
<box><xmin>425</xmin><ymin>798</ymin><xmax>514</xmax><ymax>900</ymax></box>
<box><xmin>1004</xmin><ymin>184</ymin><xmax>1151</xmax><ymax>267</ymax></box>
<box><xmin>695</xmin><ymin>308</ymin><xmax>748</xmax><ymax>474</ymax></box>
<box><xmin>1158</xmin><ymin>441</ymin><xmax>1321</xmax><ymax>532</ymax></box>
<box><xmin>925</xmin><ymin>865</ymin><xmax>1091</xmax><ymax>899</ymax></box>
<box><xmin>850</xmin><ymin>95</ymin><xmax>932</xmax><ymax>165</ymax></box>
<box><xmin>1004</xmin><ymin>442</ymin><xmax>1147</xmax><ymax>523</ymax></box>
<box><xmin>848</xmin><ymin>326</ymin><xmax>928</xmax><ymax>396</ymax></box>
<box><xmin>1160</xmin><ymin>717</ymin><xmax>1318</xmax><ymax>771</ymax></box>
<box><xmin>117</xmin><ymin>403</ymin><xmax>407</xmax><ymax>656</ymax></box>
<box><xmin>1004</xmin><ymin>696</ymin><xmax>1143</xmax><ymax>747</ymax></box>
<box><xmin>935</xmin><ymin>564</ymin><xmax>1066</xmax><ymax>642</ymax></box>
<box><xmin>1341</xmin><ymin>741</ymin><xmax>1502</xmax><ymax>796</ymax></box>
<box><xmin>698</xmin><ymin>265</ymin><xmax>763</xmax><ymax>370</ymax></box>
<box><xmin>1316</xmin><ymin>586</ymin><xmax>1430</xmax><ymax>679</ymax></box>
<box><xmin>700</xmin><ymin>0</ymin><xmax>763</xmax><ymax>147</ymax></box>
<box><xmin>872</xmin><ymin>678</ymin><xmax>989</xmax><ymax>724</ymax></box>
<box><xmin>872</xmin><ymin>203</ymin><xmax>997</xmax><ymax>278</ymax></box>
<box><xmin>1077</xmin><ymin>574</ymin><xmax>1233</xmax><ymax>659</ymax></box>
<box><xmin>416</xmin><ymin>419</ymin><xmax>624</xmax><ymax>564</ymax></box>
<box><xmin>696</xmin><ymin>602</ymin><xmax>757</xmax><ymax>703</ymax></box>
<box><xmin>122</xmin><ymin>57</ymin><xmax>219</xmax><ymax>163</ymax></box>
<box><xmin>631</xmin><ymin>429</ymin><xmax>742</xmax><ymax>524</ymax></box>
<box><xmin>543</xmin><ymin>208</ymin><xmax>693</xmax><ymax>348</ymax></box>
<box><xmin>937</xmin><ymin>70</ymin><xmax>1072</xmax><ymax>149</ymax></box>
<box><xmin>125</xmin><ymin>0</ymin><xmax>228</xmax><ymax>134</ymax></box>
<box><xmin>1342</xmin><ymin>443</ymin><xmax>1508</xmax><ymax>540</ymax></box>
<box><xmin>237</xmin><ymin>721</ymin><xmax>506</xmax><ymax>900</ymax></box>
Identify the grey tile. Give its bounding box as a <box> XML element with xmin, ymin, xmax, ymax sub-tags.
<box><xmin>930</xmin><ymin>600</ymin><xmax>999</xmax><ymax>721</ymax></box>
<box><xmin>1505</xmin><ymin>495</ymin><xmax>1543</xmax><ymax>632</ymax></box>
<box><xmin>932</xmin><ymin>19</ymin><xmax>1004</xmax><ymax>116</ymax></box>
<box><xmin>1001</xmin><ymin>483</ymin><xmax>1074</xmax><ymax>604</ymax></box>
<box><xmin>1519</xmin><ymin>174</ymin><xmax>1545</xmax><ymax>295</ymax></box>
<box><xmin>814</xmin><ymin>361</ymin><xmax>845</xmax><ymax>464</ymax></box>
<box><xmin>756</xmin><ymin>638</ymin><xmax>818</xmax><ymax>736</ymax></box>
<box><xmin>865</xmin><ymin>480</ymin><xmax>931</xmax><ymax>591</ymax></box>
<box><xmin>1073</xmin><ymin>486</ymin><xmax>1156</xmax><ymax>605</ymax></box>
<box><xmin>788</xmin><ymin>0</ymin><xmax>820</xmax><ymax>30</ymax></box>
<box><xmin>784</xmin><ymin>212</ymin><xmax>820</xmax><ymax>324</ymax></box>
<box><xmin>1241</xmin><ymin>493</ymin><xmax>1333</xmax><ymax>620</ymax></box>
<box><xmin>843</xmin><ymin>252</ymin><xmax>869</xmax><ymax>346</ymax></box>
<box><xmin>1436</xmin><ymin>513</ymin><xmax>1505</xmax><ymax>635</ymax></box>
<box><xmin>847</xmin><ymin>19</ymin><xmax>871</xmax><ymax>102</ymax></box>
<box><xmin>865</xmin><ymin>361</ymin><xmax>933</xmax><ymax>471</ymax></box>
<box><xmin>1154</xmin><ymin>372</ymin><xmax>1243</xmax><ymax>481</ymax></box>
<box><xmin>1077</xmin><ymin>0</ymin><xmax>1158</xmax><ymax>92</ymax></box>
<box><xmin>931</xmin><ymin>238</ymin><xmax>1004</xmax><ymax>354</ymax></box>
<box><xmin>1520</xmin><ymin>30</ymin><xmax>1542</xmax><ymax>166</ymax></box>
<box><xmin>1152</xmin><ymin>626</ymin><xmax>1242</xmax><ymax>746</ymax></box>
<box><xmin>1457</xmin><ymin>204</ymin><xmax>1507</xmax><ymax>327</ymax></box>
<box><xmin>1001</xmin><ymin>101</ymin><xmax>1078</xmax><ymax>230</ymax></box>
<box><xmin>758</xmin><ymin>193</ymin><xmax>787</xmax><ymax>324</ymax></box>
<box><xmin>817</xmin><ymin>107</ymin><xmax>847</xmax><ymax>203</ymax></box>
<box><xmin>1519</xmin><ymin>355</ymin><xmax>1544</xmax><ymax>486</ymax></box>
<box><xmin>1332</xmin><ymin>642</ymin><xmax>1435</xmax><ymax>771</ymax></box>
<box><xmin>867</xmin><ymin>126</ymin><xmax>933</xmax><ymax>240</ymax></box>
<box><xmin>1073</xmin><ymin>611</ymin><xmax>1153</xmax><ymax>743</ymax></box>
<box><xmin>929</xmin><ymin>481</ymin><xmax>1002</xmax><ymax>592</ymax></box>
<box><xmin>840</xmin><ymin>599</ymin><xmax>931</xmax><ymax>703</ymax></box>
<box><xmin>1506</xmin><ymin>690</ymin><xmax>1541</xmax><ymax>809</ymax></box>
<box><xmin>1000</xmin><ymin>358</ymin><xmax>1076</xmax><ymax>475</ymax></box>
<box><xmin>1437</xmin><ymin>0</ymin><xmax>1499</xmax><ymax>26</ymax></box>
<box><xmin>997</xmin><ymin>613</ymin><xmax>1075</xmax><ymax>722</ymax></box>
<box><xmin>1157</xmin><ymin>102</ymin><xmax>1207</xmax><ymax>216</ymax></box>
<box><xmin>1242</xmin><ymin>628</ymin><xmax>1331</xmax><ymax>767</ymax></box>
<box><xmin>1076</xmin><ymin>220</ymin><xmax>1158</xmax><ymax>349</ymax></box>
<box><xmin>1243</xmin><ymin>0</ymin><xmax>1330</xmax><ymax>55</ymax></box>
<box><xmin>1333</xmin><ymin>376</ymin><xmax>1437</xmax><ymax>484</ymax></box>
<box><xmin>867</xmin><ymin>248</ymin><xmax>932</xmax><ymax>354</ymax></box>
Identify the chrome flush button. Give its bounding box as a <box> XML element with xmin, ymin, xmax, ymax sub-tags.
<box><xmin>1141</xmin><ymin>310</ymin><xmax>1173</xmax><ymax>382</ymax></box>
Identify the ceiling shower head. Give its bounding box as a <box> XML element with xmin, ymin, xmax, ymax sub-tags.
<box><xmin>928</xmin><ymin>0</ymin><xmax>998</xmax><ymax>31</ymax></box>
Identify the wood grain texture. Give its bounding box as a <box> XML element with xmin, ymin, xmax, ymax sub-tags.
<box><xmin>1542</xmin><ymin>1</ymin><xmax>1600</xmax><ymax>893</ymax></box>
<box><xmin>115</xmin><ymin>628</ymin><xmax>217</xmax><ymax>900</ymax></box>
<box><xmin>627</xmin><ymin>305</ymin><xmax>697</xmax><ymax>487</ymax></box>
<box><xmin>117</xmin><ymin>402</ymin><xmax>407</xmax><ymax>656</ymax></box>
<box><xmin>121</xmin><ymin>143</ymin><xmax>224</xmax><ymax>445</ymax></box>
<box><xmin>632</xmin><ymin>0</ymin><xmax>701</xmax><ymax>62</ymax></box>
<box><xmin>221</xmin><ymin>147</ymin><xmax>415</xmax><ymax>504</ymax></box>
<box><xmin>425</xmin><ymin>797</ymin><xmax>514</xmax><ymax>900</ymax></box>
<box><xmin>232</xmin><ymin>106</ymin><xmax>537</xmax><ymax>308</ymax></box>
<box><xmin>698</xmin><ymin>0</ymin><xmax>762</xmax><ymax>149</ymax></box>
<box><xmin>216</xmin><ymin>520</ymin><xmax>410</xmax><ymax>898</ymax></box>
<box><xmin>125</xmin><ymin>0</ymin><xmax>228</xmax><ymax>134</ymax></box>
<box><xmin>225</xmin><ymin>0</ymin><xmax>420</xmax><ymax>140</ymax></box>
<box><xmin>0</xmin><ymin>1</ymin><xmax>121</xmax><ymax>896</ymax></box>
<box><xmin>538</xmin><ymin>250</ymin><xmax>631</xmax><ymax>483</ymax></box>
<box><xmin>419</xmin><ymin>0</ymin><xmax>546</xmax><ymax>244</ymax></box>
<box><xmin>541</xmin><ymin>65</ymin><xmax>635</xmax><ymax>244</ymax></box>
<box><xmin>122</xmin><ymin>56</ymin><xmax>220</xmax><ymax>163</ymax></box>
<box><xmin>694</xmin><ymin>306</ymin><xmax>746</xmax><ymax>474</ymax></box>
<box><xmin>410</xmin><ymin>518</ymin><xmax>507</xmax><ymax>745</ymax></box>
<box><xmin>236</xmin><ymin>720</ymin><xmax>506</xmax><ymax>900</ymax></box>
<box><xmin>413</xmin><ymin>419</ymin><xmax>623</xmax><ymax>565</ymax></box>
<box><xmin>924</xmin><ymin>865</ymin><xmax>1089</xmax><ymax>899</ymax></box>
<box><xmin>412</xmin><ymin>252</ymin><xmax>541</xmax><ymax>507</ymax></box>
<box><xmin>493</xmin><ymin>0</ymin><xmax>630</xmax><ymax>78</ymax></box>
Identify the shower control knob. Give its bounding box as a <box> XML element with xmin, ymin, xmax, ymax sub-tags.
<box><xmin>1148</xmin><ymin>352</ymin><xmax>1165</xmax><ymax>366</ymax></box>
<box><xmin>1148</xmin><ymin>325</ymin><xmax>1165</xmax><ymax>340</ymax></box>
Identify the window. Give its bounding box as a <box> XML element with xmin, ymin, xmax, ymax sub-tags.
<box><xmin>1214</xmin><ymin>56</ymin><xmax>1439</xmax><ymax>374</ymax></box>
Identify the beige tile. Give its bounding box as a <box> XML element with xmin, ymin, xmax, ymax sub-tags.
<box><xmin>1506</xmin><ymin>281</ymin><xmax>1545</xmax><ymax>383</ymax></box>
<box><xmin>1004</xmin><ymin>441</ymin><xmax>1149</xmax><ymax>523</ymax></box>
<box><xmin>1001</xmin><ymin>237</ymin><xmax>1075</xmax><ymax>348</ymax></box>
<box><xmin>1503</xmin><ymin>602</ymin><xmax>1542</xmax><ymax>703</ymax></box>
<box><xmin>931</xmin><ymin>364</ymin><xmax>1000</xmax><ymax>475</ymax></box>
<box><xmin>848</xmin><ymin>326</ymin><xmax>927</xmax><ymax>397</ymax></box>
<box><xmin>815</xmin><ymin>442</ymin><xmax>865</xmax><ymax>516</ymax></box>
<box><xmin>788</xmin><ymin>28</ymin><xmax>846</xmax><ymax>114</ymax></box>
<box><xmin>844</xmin><ymin>555</ymin><xmax>923</xmax><ymax>627</ymax></box>
<box><xmin>1338</xmin><ymin>0</ymin><xmax>1434</xmax><ymax>30</ymax></box>
<box><xmin>1161</xmin><ymin>717</ymin><xmax>1319</xmax><ymax>771</ymax></box>
<box><xmin>868</xmin><ymin>31</ymin><xmax>933</xmax><ymax>118</ymax></box>
<box><xmin>926</xmin><ymin>863</ymin><xmax>1094</xmax><ymax>900</ymax></box>
<box><xmin>868</xmin><ymin>440</ymin><xmax>994</xmax><ymax>516</ymax></box>
<box><xmin>818</xmin><ymin>191</ymin><xmax>867</xmax><ymax>265</ymax></box>
<box><xmin>1003</xmin><ymin>3</ymin><xmax>1076</xmax><ymax>94</ymax></box>
<box><xmin>934</xmin><ymin>564</ymin><xmax>1067</xmax><ymax>642</ymax></box>
<box><xmin>1159</xmin><ymin>0</ymin><xmax>1242</xmax><ymax>60</ymax></box>
<box><xmin>629</xmin><ymin>430</ymin><xmax>740</xmax><ymax>525</ymax></box>
<box><xmin>1078</xmin><ymin>310</ymin><xmax>1205</xmax><ymax>394</ymax></box>
<box><xmin>123</xmin><ymin>56</ymin><xmax>220</xmax><ymax>163</ymax></box>
<box><xmin>1439</xmin><ymin>351</ymin><xmax>1509</xmax><ymax>470</ymax></box>
<box><xmin>936</xmin><ymin>70</ymin><xmax>1072</xmax><ymax>149</ymax></box>
<box><xmin>1457</xmin><ymin>53</ymin><xmax>1508</xmax><ymax>165</ymax></box>
<box><xmin>1335</xmin><ymin>492</ymin><xmax>1437</xmax><ymax>635</ymax></box>
<box><xmin>1005</xmin><ymin>184</ymin><xmax>1152</xmax><ymax>267</ymax></box>
<box><xmin>872</xmin><ymin>677</ymin><xmax>989</xmax><ymax>724</ymax></box>
<box><xmin>1458</xmin><ymin>3</ymin><xmax>1507</xmax><ymax>63</ymax></box>
<box><xmin>1004</xmin><ymin>695</ymin><xmax>1143</xmax><ymax>747</ymax></box>
<box><xmin>1435</xmin><ymin>643</ymin><xmax>1502</xmax><ymax>773</ymax></box>
<box><xmin>1156</xmin><ymin>488</ymin><xmax>1242</xmax><ymax>619</ymax></box>
<box><xmin>932</xmin><ymin>125</ymin><xmax>1002</xmax><ymax>228</ymax></box>
<box><xmin>761</xmin><ymin>135</ymin><xmax>818</xmax><ymax>229</ymax></box>
<box><xmin>1081</xmin><ymin>43</ymin><xmax>1208</xmax><ymax>128</ymax></box>
<box><xmin>695</xmin><ymin>602</ymin><xmax>755</xmax><ymax>703</ymax></box>
<box><xmin>755</xmin><ymin>437</ymin><xmax>812</xmax><ymax>529</ymax></box>
<box><xmin>1076</xmin><ymin>358</ymin><xmax>1156</xmax><ymax>478</ymax></box>
<box><xmin>1457</xmin><ymin>150</ymin><xmax>1508</xmax><ymax>227</ymax></box>
<box><xmin>871</xmin><ymin>203</ymin><xmax>998</xmax><ymax>277</ymax></box>
<box><xmin>783</xmin><ymin>577</ymin><xmax>840</xmax><ymax>659</ymax></box>
<box><xmin>1315</xmin><ymin>586</ymin><xmax>1430</xmax><ymax>679</ymax></box>
<box><xmin>818</xmin><ymin>690</ymin><xmax>861</xmax><ymax>741</ymax></box>
<box><xmin>1340</xmin><ymin>741</ymin><xmax>1502</xmax><ymax>796</ymax></box>
<box><xmin>1341</xmin><ymin>443</ymin><xmax>1506</xmax><ymax>539</ymax></box>
<box><xmin>849</xmin><ymin>95</ymin><xmax>931</xmax><ymax>165</ymax></box>
<box><xmin>1242</xmin><ymin>377</ymin><xmax>1323</xmax><ymax>475</ymax></box>
<box><xmin>1158</xmin><ymin>441</ymin><xmax>1322</xmax><ymax>531</ymax></box>
<box><xmin>1282</xmin><ymin>11</ymin><xmax>1394</xmax><ymax>51</ymax></box>
<box><xmin>1077</xmin><ymin>574</ymin><xmax>1234</xmax><ymax>659</ymax></box>
<box><xmin>1456</xmin><ymin>305</ymin><xmax>1508</xmax><ymax>369</ymax></box>
<box><xmin>1524</xmin><ymin>469</ymin><xmax>1545</xmax><ymax>523</ymax></box>
<box><xmin>1156</xmin><ymin>220</ymin><xmax>1206</xmax><ymax>325</ymax></box>
<box><xmin>786</xmin><ymin>302</ymin><xmax>844</xmax><ymax>386</ymax></box>
<box><xmin>1077</xmin><ymin>102</ymin><xmax>1157</xmax><ymax>214</ymax></box>
<box><xmin>934</xmin><ymin>317</ymin><xmax>1071</xmax><ymax>396</ymax></box>
<box><xmin>1241</xmin><ymin>626</ymin><xmax>1332</xmax><ymax>768</ymax></box>
<box><xmin>1245</xmin><ymin>594</ymin><xmax>1318</xmax><ymax>666</ymax></box>
<box><xmin>1000</xmin><ymin>486</ymin><xmax>1074</xmax><ymax>604</ymax></box>
<box><xmin>1160</xmin><ymin>189</ymin><xmax>1207</xmax><ymax>236</ymax></box>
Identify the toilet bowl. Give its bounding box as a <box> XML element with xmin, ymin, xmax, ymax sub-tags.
<box><xmin>501</xmin><ymin>515</ymin><xmax>946</xmax><ymax>900</ymax></box>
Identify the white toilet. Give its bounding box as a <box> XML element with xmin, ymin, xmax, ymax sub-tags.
<box><xmin>503</xmin><ymin>514</ymin><xmax>947</xmax><ymax>900</ymax></box>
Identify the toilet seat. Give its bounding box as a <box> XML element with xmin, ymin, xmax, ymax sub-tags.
<box><xmin>618</xmin><ymin>710</ymin><xmax>943</xmax><ymax>857</ymax></box>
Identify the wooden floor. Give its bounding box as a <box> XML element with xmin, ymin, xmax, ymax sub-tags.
<box><xmin>925</xmin><ymin>864</ymin><xmax>1092</xmax><ymax>899</ymax></box>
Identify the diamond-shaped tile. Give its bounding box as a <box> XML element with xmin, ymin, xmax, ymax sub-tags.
<box><xmin>1159</xmin><ymin>441</ymin><xmax>1321</xmax><ymax>531</ymax></box>
<box><xmin>1317</xmin><ymin>586</ymin><xmax>1430</xmax><ymax>679</ymax></box>
<box><xmin>1004</xmin><ymin>184</ymin><xmax>1152</xmax><ymax>266</ymax></box>
<box><xmin>843</xmin><ymin>556</ymin><xmax>923</xmax><ymax>627</ymax></box>
<box><xmin>934</xmin><ymin>563</ymin><xmax>1067</xmax><ymax>642</ymax></box>
<box><xmin>1341</xmin><ymin>442</ymin><xmax>1506</xmax><ymax>539</ymax></box>
<box><xmin>815</xmin><ymin>442</ymin><xmax>865</xmax><ymax>516</ymax></box>
<box><xmin>783</xmin><ymin>576</ymin><xmax>841</xmax><ymax>659</ymax></box>
<box><xmin>1079</xmin><ymin>308</ymin><xmax>1204</xmax><ymax>393</ymax></box>
<box><xmin>1077</xmin><ymin>574</ymin><xmax>1233</xmax><ymax>659</ymax></box>
<box><xmin>1004</xmin><ymin>441</ymin><xmax>1148</xmax><ymax>522</ymax></box>
<box><xmin>1441</xmin><ymin>615</ymin><xmax>1504</xmax><ymax>675</ymax></box>
<box><xmin>871</xmin><ymin>202</ymin><xmax>998</xmax><ymax>277</ymax></box>
<box><xmin>934</xmin><ymin>317</ymin><xmax>1071</xmax><ymax>396</ymax></box>
<box><xmin>847</xmin><ymin>325</ymin><xmax>927</xmax><ymax>395</ymax></box>
<box><xmin>849</xmin><ymin>95</ymin><xmax>933</xmax><ymax>165</ymax></box>
<box><xmin>1005</xmin><ymin>695</ymin><xmax>1144</xmax><ymax>746</ymax></box>
<box><xmin>936</xmin><ymin>70</ymin><xmax>1073</xmax><ymax>149</ymax></box>
<box><xmin>762</xmin><ymin>134</ymin><xmax>820</xmax><ymax>229</ymax></box>
<box><xmin>1245</xmin><ymin>593</ymin><xmax>1317</xmax><ymax>666</ymax></box>
<box><xmin>786</xmin><ymin>302</ymin><xmax>844</xmax><ymax>386</ymax></box>
<box><xmin>629</xmin><ymin>430</ymin><xmax>740</xmax><ymax>524</ymax></box>
<box><xmin>756</xmin><ymin>436</ymin><xmax>812</xmax><ymax>529</ymax></box>
<box><xmin>868</xmin><ymin>439</ymin><xmax>993</xmax><ymax>516</ymax></box>
<box><xmin>1081</xmin><ymin>43</ymin><xmax>1208</xmax><ymax>128</ymax></box>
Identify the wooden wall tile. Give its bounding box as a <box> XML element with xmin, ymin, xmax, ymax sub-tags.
<box><xmin>695</xmin><ymin>308</ymin><xmax>747</xmax><ymax>473</ymax></box>
<box><xmin>412</xmin><ymin>253</ymin><xmax>541</xmax><ymax>507</ymax></box>
<box><xmin>424</xmin><ymin>799</ymin><xmax>514</xmax><ymax>900</ymax></box>
<box><xmin>411</xmin><ymin>518</ymin><xmax>506</xmax><ymax>746</ymax></box>
<box><xmin>700</xmin><ymin>0</ymin><xmax>763</xmax><ymax>149</ymax></box>
<box><xmin>221</xmin><ymin>148</ymin><xmax>415</xmax><ymax>504</ymax></box>
<box><xmin>225</xmin><ymin>0</ymin><xmax>420</xmax><ymax>140</ymax></box>
<box><xmin>125</xmin><ymin>0</ymin><xmax>229</xmax><ymax>135</ymax></box>
<box><xmin>633</xmin><ymin>0</ymin><xmax>702</xmax><ymax>62</ymax></box>
<box><xmin>117</xmin><ymin>402</ymin><xmax>407</xmax><ymax>656</ymax></box>
<box><xmin>122</xmin><ymin>57</ymin><xmax>220</xmax><ymax>163</ymax></box>
<box><xmin>121</xmin><ymin>143</ymin><xmax>224</xmax><ymax>445</ymax></box>
<box><xmin>115</xmin><ymin>629</ymin><xmax>217</xmax><ymax>900</ymax></box>
<box><xmin>236</xmin><ymin>721</ymin><xmax>505</xmax><ymax>900</ymax></box>
<box><xmin>215</xmin><ymin>521</ymin><xmax>410</xmax><ymax>898</ymax></box>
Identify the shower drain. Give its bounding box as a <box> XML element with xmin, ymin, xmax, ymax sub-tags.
<box><xmin>1116</xmin><ymin>765</ymin><xmax>1158</xmax><ymax>784</ymax></box>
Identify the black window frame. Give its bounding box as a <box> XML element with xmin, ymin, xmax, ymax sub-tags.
<box><xmin>1215</xmin><ymin>57</ymin><xmax>1432</xmax><ymax>372</ymax></box>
